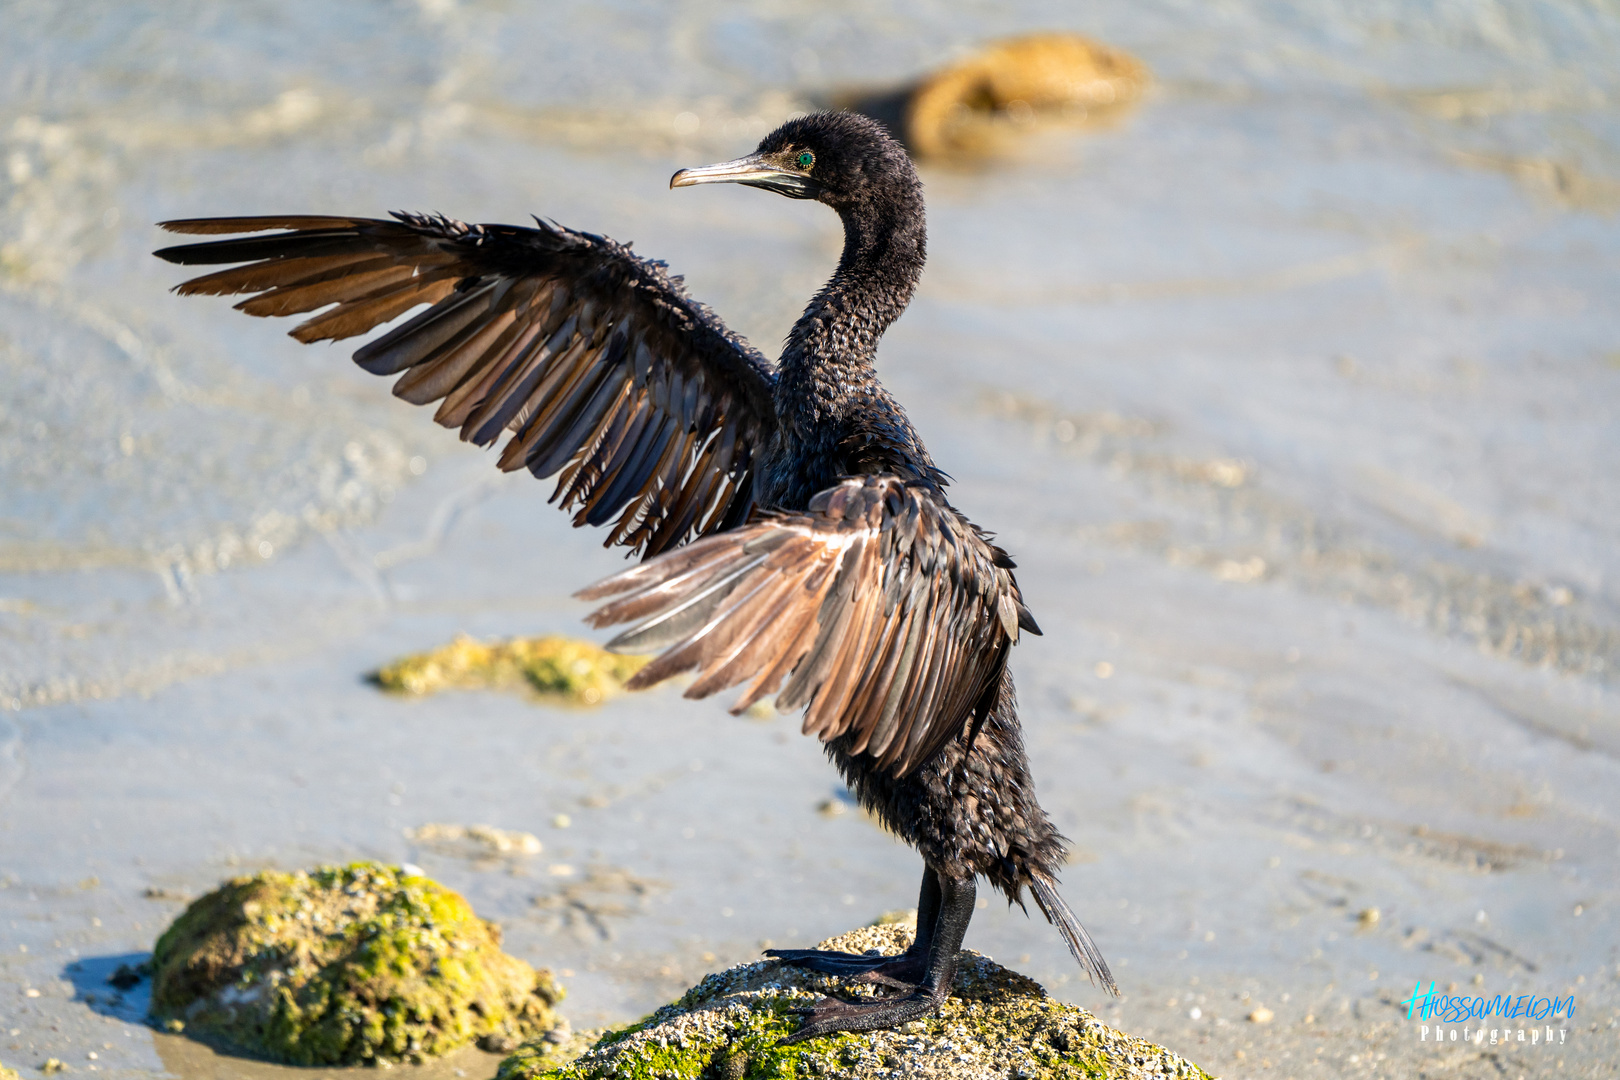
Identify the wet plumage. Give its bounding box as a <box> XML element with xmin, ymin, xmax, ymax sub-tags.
<box><xmin>156</xmin><ymin>212</ymin><xmax>770</xmax><ymax>555</ymax></box>
<box><xmin>154</xmin><ymin>109</ymin><xmax>1115</xmax><ymax>1040</ymax></box>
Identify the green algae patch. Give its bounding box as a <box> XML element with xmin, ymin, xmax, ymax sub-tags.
<box><xmin>374</xmin><ymin>634</ymin><xmax>647</xmax><ymax>706</ymax></box>
<box><xmin>148</xmin><ymin>862</ymin><xmax>564</xmax><ymax>1065</ymax></box>
<box><xmin>496</xmin><ymin>923</ymin><xmax>1211</xmax><ymax>1080</ymax></box>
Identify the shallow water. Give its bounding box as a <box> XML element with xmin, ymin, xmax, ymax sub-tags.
<box><xmin>3</xmin><ymin>2</ymin><xmax>1618</xmax><ymax>1078</ymax></box>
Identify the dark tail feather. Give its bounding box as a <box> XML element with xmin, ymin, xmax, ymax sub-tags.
<box><xmin>1030</xmin><ymin>877</ymin><xmax>1119</xmax><ymax>996</ymax></box>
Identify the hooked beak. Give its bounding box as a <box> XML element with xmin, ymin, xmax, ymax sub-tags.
<box><xmin>670</xmin><ymin>153</ymin><xmax>820</xmax><ymax>200</ymax></box>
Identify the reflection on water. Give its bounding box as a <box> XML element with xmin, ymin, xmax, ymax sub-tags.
<box><xmin>2</xmin><ymin>2</ymin><xmax>1618</xmax><ymax>1078</ymax></box>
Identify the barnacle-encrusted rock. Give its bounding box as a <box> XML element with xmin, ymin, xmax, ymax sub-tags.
<box><xmin>149</xmin><ymin>862</ymin><xmax>564</xmax><ymax>1065</ymax></box>
<box><xmin>374</xmin><ymin>634</ymin><xmax>646</xmax><ymax>705</ymax></box>
<box><xmin>496</xmin><ymin>921</ymin><xmax>1210</xmax><ymax>1080</ymax></box>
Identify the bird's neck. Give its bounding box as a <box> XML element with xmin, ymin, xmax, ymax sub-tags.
<box><xmin>778</xmin><ymin>196</ymin><xmax>927</xmax><ymax>415</ymax></box>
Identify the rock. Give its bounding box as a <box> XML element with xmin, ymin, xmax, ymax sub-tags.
<box><xmin>1</xmin><ymin>1063</ymin><xmax>20</xmax><ymax>1080</ymax></box>
<box><xmin>904</xmin><ymin>34</ymin><xmax>1149</xmax><ymax>160</ymax></box>
<box><xmin>148</xmin><ymin>861</ymin><xmax>565</xmax><ymax>1065</ymax></box>
<box><xmin>405</xmin><ymin>823</ymin><xmax>544</xmax><ymax>857</ymax></box>
<box><xmin>496</xmin><ymin>922</ymin><xmax>1211</xmax><ymax>1080</ymax></box>
<box><xmin>373</xmin><ymin>634</ymin><xmax>647</xmax><ymax>705</ymax></box>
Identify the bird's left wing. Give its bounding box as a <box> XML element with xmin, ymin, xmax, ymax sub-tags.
<box><xmin>154</xmin><ymin>213</ymin><xmax>777</xmax><ymax>556</ymax></box>
<box><xmin>576</xmin><ymin>475</ymin><xmax>1041</xmax><ymax>777</ymax></box>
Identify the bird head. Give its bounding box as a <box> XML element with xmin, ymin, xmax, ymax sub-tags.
<box><xmin>671</xmin><ymin>111</ymin><xmax>919</xmax><ymax>215</ymax></box>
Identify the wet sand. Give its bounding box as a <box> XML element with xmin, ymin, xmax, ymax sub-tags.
<box><xmin>3</xmin><ymin>3</ymin><xmax>1618</xmax><ymax>1078</ymax></box>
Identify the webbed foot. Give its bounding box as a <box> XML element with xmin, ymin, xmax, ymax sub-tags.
<box><xmin>763</xmin><ymin>947</ymin><xmax>894</xmax><ymax>975</ymax></box>
<box><xmin>771</xmin><ymin>868</ymin><xmax>973</xmax><ymax>1043</ymax></box>
<box><xmin>776</xmin><ymin>989</ymin><xmax>942</xmax><ymax>1045</ymax></box>
<box><xmin>765</xmin><ymin>947</ymin><xmax>928</xmax><ymax>989</ymax></box>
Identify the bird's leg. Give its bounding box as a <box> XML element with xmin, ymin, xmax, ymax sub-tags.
<box><xmin>764</xmin><ymin>866</ymin><xmax>940</xmax><ymax>981</ymax></box>
<box><xmin>847</xmin><ymin>866</ymin><xmax>940</xmax><ymax>988</ymax></box>
<box><xmin>777</xmin><ymin>873</ymin><xmax>975</xmax><ymax>1044</ymax></box>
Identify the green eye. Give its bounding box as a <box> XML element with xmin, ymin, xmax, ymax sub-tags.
<box><xmin>796</xmin><ymin>151</ymin><xmax>815</xmax><ymax>170</ymax></box>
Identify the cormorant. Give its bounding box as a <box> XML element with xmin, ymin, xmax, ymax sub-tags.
<box><xmin>153</xmin><ymin>110</ymin><xmax>1117</xmax><ymax>1040</ymax></box>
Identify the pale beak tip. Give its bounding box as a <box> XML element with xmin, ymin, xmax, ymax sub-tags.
<box><xmin>669</xmin><ymin>169</ymin><xmax>693</xmax><ymax>190</ymax></box>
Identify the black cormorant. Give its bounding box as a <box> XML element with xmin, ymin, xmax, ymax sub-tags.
<box><xmin>153</xmin><ymin>110</ymin><xmax>1116</xmax><ymax>1040</ymax></box>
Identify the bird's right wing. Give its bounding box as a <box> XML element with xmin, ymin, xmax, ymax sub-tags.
<box><xmin>154</xmin><ymin>213</ymin><xmax>777</xmax><ymax>557</ymax></box>
<box><xmin>577</xmin><ymin>475</ymin><xmax>1041</xmax><ymax>777</ymax></box>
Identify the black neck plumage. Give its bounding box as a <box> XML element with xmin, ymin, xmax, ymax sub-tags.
<box><xmin>778</xmin><ymin>189</ymin><xmax>927</xmax><ymax>419</ymax></box>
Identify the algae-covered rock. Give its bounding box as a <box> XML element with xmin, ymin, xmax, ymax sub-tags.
<box><xmin>149</xmin><ymin>862</ymin><xmax>564</xmax><ymax>1065</ymax></box>
<box><xmin>497</xmin><ymin>922</ymin><xmax>1210</xmax><ymax>1080</ymax></box>
<box><xmin>375</xmin><ymin>634</ymin><xmax>647</xmax><ymax>705</ymax></box>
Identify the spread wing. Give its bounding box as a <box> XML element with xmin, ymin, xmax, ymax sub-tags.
<box><xmin>154</xmin><ymin>213</ymin><xmax>777</xmax><ymax>556</ymax></box>
<box><xmin>576</xmin><ymin>475</ymin><xmax>1041</xmax><ymax>776</ymax></box>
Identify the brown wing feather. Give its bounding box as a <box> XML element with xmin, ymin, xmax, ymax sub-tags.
<box><xmin>159</xmin><ymin>215</ymin><xmax>371</xmax><ymax>235</ymax></box>
<box><xmin>577</xmin><ymin>475</ymin><xmax>1040</xmax><ymax>777</ymax></box>
<box><xmin>155</xmin><ymin>212</ymin><xmax>776</xmax><ymax>557</ymax></box>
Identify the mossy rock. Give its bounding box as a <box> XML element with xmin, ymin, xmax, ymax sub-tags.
<box><xmin>149</xmin><ymin>862</ymin><xmax>564</xmax><ymax>1065</ymax></box>
<box><xmin>375</xmin><ymin>634</ymin><xmax>647</xmax><ymax>705</ymax></box>
<box><xmin>1</xmin><ymin>1062</ymin><xmax>19</xmax><ymax>1080</ymax></box>
<box><xmin>496</xmin><ymin>922</ymin><xmax>1211</xmax><ymax>1080</ymax></box>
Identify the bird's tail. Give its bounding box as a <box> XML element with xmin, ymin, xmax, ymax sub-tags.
<box><xmin>1030</xmin><ymin>877</ymin><xmax>1119</xmax><ymax>996</ymax></box>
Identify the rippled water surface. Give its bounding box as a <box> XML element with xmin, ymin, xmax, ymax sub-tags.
<box><xmin>3</xmin><ymin>2</ymin><xmax>1619</xmax><ymax>1077</ymax></box>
